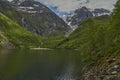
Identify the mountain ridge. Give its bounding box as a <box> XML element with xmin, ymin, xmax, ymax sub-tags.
<box><xmin>65</xmin><ymin>7</ymin><xmax>110</xmax><ymax>29</ymax></box>
<box><xmin>6</xmin><ymin>0</ymin><xmax>71</xmax><ymax>37</ymax></box>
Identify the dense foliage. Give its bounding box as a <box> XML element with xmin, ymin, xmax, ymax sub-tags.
<box><xmin>107</xmin><ymin>0</ymin><xmax>120</xmax><ymax>52</ymax></box>
<box><xmin>57</xmin><ymin>0</ymin><xmax>120</xmax><ymax>54</ymax></box>
<box><xmin>57</xmin><ymin>16</ymin><xmax>109</xmax><ymax>53</ymax></box>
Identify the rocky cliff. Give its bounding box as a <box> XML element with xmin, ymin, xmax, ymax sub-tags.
<box><xmin>14</xmin><ymin>0</ymin><xmax>71</xmax><ymax>37</ymax></box>
<box><xmin>65</xmin><ymin>7</ymin><xmax>110</xmax><ymax>29</ymax></box>
<box><xmin>79</xmin><ymin>53</ymin><xmax>120</xmax><ymax>80</ymax></box>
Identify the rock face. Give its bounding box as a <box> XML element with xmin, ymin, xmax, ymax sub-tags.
<box><xmin>66</xmin><ymin>7</ymin><xmax>110</xmax><ymax>28</ymax></box>
<box><xmin>66</xmin><ymin>7</ymin><xmax>93</xmax><ymax>27</ymax></box>
<box><xmin>79</xmin><ymin>53</ymin><xmax>120</xmax><ymax>80</ymax></box>
<box><xmin>11</xmin><ymin>0</ymin><xmax>33</xmax><ymax>5</ymax></box>
<box><xmin>9</xmin><ymin>0</ymin><xmax>71</xmax><ymax>37</ymax></box>
<box><xmin>92</xmin><ymin>8</ymin><xmax>110</xmax><ymax>17</ymax></box>
<box><xmin>19</xmin><ymin>0</ymin><xmax>70</xmax><ymax>37</ymax></box>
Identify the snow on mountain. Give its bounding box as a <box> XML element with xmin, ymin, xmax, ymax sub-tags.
<box><xmin>63</xmin><ymin>7</ymin><xmax>111</xmax><ymax>30</ymax></box>
<box><xmin>9</xmin><ymin>0</ymin><xmax>71</xmax><ymax>37</ymax></box>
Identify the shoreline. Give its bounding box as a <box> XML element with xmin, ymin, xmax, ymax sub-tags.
<box><xmin>30</xmin><ymin>47</ymin><xmax>51</xmax><ymax>50</ymax></box>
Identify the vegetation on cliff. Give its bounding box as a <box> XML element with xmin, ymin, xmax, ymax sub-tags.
<box><xmin>57</xmin><ymin>0</ymin><xmax>120</xmax><ymax>54</ymax></box>
<box><xmin>55</xmin><ymin>1</ymin><xmax>120</xmax><ymax>79</ymax></box>
<box><xmin>57</xmin><ymin>15</ymin><xmax>109</xmax><ymax>54</ymax></box>
<box><xmin>0</xmin><ymin>13</ymin><xmax>42</xmax><ymax>48</ymax></box>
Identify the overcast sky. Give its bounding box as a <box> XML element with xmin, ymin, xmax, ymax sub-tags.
<box><xmin>37</xmin><ymin>0</ymin><xmax>117</xmax><ymax>13</ymax></box>
<box><xmin>8</xmin><ymin>0</ymin><xmax>117</xmax><ymax>13</ymax></box>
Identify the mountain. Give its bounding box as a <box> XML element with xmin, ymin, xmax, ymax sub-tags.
<box><xmin>66</xmin><ymin>7</ymin><xmax>93</xmax><ymax>29</ymax></box>
<box><xmin>92</xmin><ymin>8</ymin><xmax>111</xmax><ymax>16</ymax></box>
<box><xmin>56</xmin><ymin>0</ymin><xmax>120</xmax><ymax>79</ymax></box>
<box><xmin>10</xmin><ymin>0</ymin><xmax>71</xmax><ymax>37</ymax></box>
<box><xmin>11</xmin><ymin>0</ymin><xmax>34</xmax><ymax>5</ymax></box>
<box><xmin>0</xmin><ymin>11</ymin><xmax>42</xmax><ymax>48</ymax></box>
<box><xmin>65</xmin><ymin>7</ymin><xmax>110</xmax><ymax>29</ymax></box>
<box><xmin>0</xmin><ymin>0</ymin><xmax>22</xmax><ymax>23</ymax></box>
<box><xmin>0</xmin><ymin>0</ymin><xmax>70</xmax><ymax>48</ymax></box>
<box><xmin>57</xmin><ymin>15</ymin><xmax>109</xmax><ymax>49</ymax></box>
<box><xmin>0</xmin><ymin>0</ymin><xmax>120</xmax><ymax>79</ymax></box>
<box><xmin>56</xmin><ymin>15</ymin><xmax>120</xmax><ymax>80</ymax></box>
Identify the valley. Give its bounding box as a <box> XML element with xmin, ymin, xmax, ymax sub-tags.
<box><xmin>0</xmin><ymin>0</ymin><xmax>120</xmax><ymax>80</ymax></box>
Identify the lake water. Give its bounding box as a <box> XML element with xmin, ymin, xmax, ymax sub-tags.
<box><xmin>0</xmin><ymin>49</ymin><xmax>92</xmax><ymax>80</ymax></box>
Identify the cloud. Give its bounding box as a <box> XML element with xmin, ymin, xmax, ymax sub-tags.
<box><xmin>8</xmin><ymin>0</ymin><xmax>117</xmax><ymax>13</ymax></box>
<box><xmin>85</xmin><ymin>0</ymin><xmax>117</xmax><ymax>10</ymax></box>
<box><xmin>37</xmin><ymin>0</ymin><xmax>117</xmax><ymax>13</ymax></box>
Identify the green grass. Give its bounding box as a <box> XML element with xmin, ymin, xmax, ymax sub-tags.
<box><xmin>55</xmin><ymin>16</ymin><xmax>111</xmax><ymax>67</ymax></box>
<box><xmin>57</xmin><ymin>16</ymin><xmax>109</xmax><ymax>52</ymax></box>
<box><xmin>55</xmin><ymin>0</ymin><xmax>120</xmax><ymax>72</ymax></box>
<box><xmin>0</xmin><ymin>13</ymin><xmax>42</xmax><ymax>48</ymax></box>
<box><xmin>41</xmin><ymin>35</ymin><xmax>66</xmax><ymax>48</ymax></box>
<box><xmin>0</xmin><ymin>1</ymin><xmax>22</xmax><ymax>24</ymax></box>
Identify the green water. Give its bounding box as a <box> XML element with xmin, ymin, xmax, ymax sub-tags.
<box><xmin>0</xmin><ymin>49</ymin><xmax>92</xmax><ymax>80</ymax></box>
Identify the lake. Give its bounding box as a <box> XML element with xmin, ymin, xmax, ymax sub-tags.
<box><xmin>0</xmin><ymin>49</ymin><xmax>92</xmax><ymax>80</ymax></box>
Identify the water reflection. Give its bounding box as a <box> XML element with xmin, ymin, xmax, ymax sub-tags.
<box><xmin>0</xmin><ymin>49</ymin><xmax>91</xmax><ymax>80</ymax></box>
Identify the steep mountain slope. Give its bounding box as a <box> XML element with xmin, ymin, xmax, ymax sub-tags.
<box><xmin>0</xmin><ymin>12</ymin><xmax>42</xmax><ymax>48</ymax></box>
<box><xmin>0</xmin><ymin>0</ymin><xmax>22</xmax><ymax>24</ymax></box>
<box><xmin>65</xmin><ymin>7</ymin><xmax>110</xmax><ymax>28</ymax></box>
<box><xmin>57</xmin><ymin>15</ymin><xmax>109</xmax><ymax>50</ymax></box>
<box><xmin>0</xmin><ymin>0</ymin><xmax>69</xmax><ymax>48</ymax></box>
<box><xmin>11</xmin><ymin>0</ymin><xmax>25</xmax><ymax>5</ymax></box>
<box><xmin>57</xmin><ymin>0</ymin><xmax>120</xmax><ymax>79</ymax></box>
<box><xmin>11</xmin><ymin>0</ymin><xmax>71</xmax><ymax>37</ymax></box>
<box><xmin>66</xmin><ymin>7</ymin><xmax>93</xmax><ymax>27</ymax></box>
<box><xmin>92</xmin><ymin>8</ymin><xmax>110</xmax><ymax>16</ymax></box>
